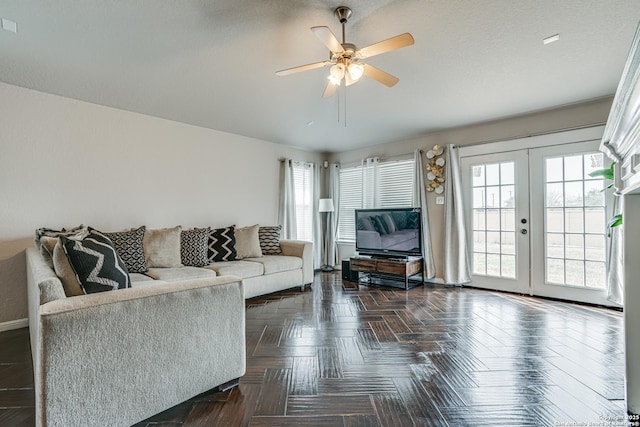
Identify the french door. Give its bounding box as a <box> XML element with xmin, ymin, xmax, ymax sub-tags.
<box><xmin>461</xmin><ymin>150</ymin><xmax>530</xmax><ymax>294</ymax></box>
<box><xmin>461</xmin><ymin>140</ymin><xmax>615</xmax><ymax>307</ymax></box>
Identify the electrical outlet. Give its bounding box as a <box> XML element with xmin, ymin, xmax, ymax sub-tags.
<box><xmin>436</xmin><ymin>196</ymin><xmax>445</xmax><ymax>205</ymax></box>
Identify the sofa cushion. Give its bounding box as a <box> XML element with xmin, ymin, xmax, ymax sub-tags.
<box><xmin>258</xmin><ymin>225</ymin><xmax>282</xmax><ymax>255</ymax></box>
<box><xmin>130</xmin><ymin>272</ymin><xmax>155</xmax><ymax>283</ymax></box>
<box><xmin>144</xmin><ymin>267</ymin><xmax>216</xmax><ymax>282</ymax></box>
<box><xmin>235</xmin><ymin>224</ymin><xmax>262</xmax><ymax>259</ymax></box>
<box><xmin>104</xmin><ymin>226</ymin><xmax>148</xmax><ymax>273</ymax></box>
<box><xmin>243</xmin><ymin>255</ymin><xmax>302</xmax><ymax>275</ymax></box>
<box><xmin>130</xmin><ymin>279</ymin><xmax>169</xmax><ymax>289</ymax></box>
<box><xmin>181</xmin><ymin>227</ymin><xmax>210</xmax><ymax>267</ymax></box>
<box><xmin>208</xmin><ymin>226</ymin><xmax>237</xmax><ymax>262</ymax></box>
<box><xmin>143</xmin><ymin>226</ymin><xmax>183</xmax><ymax>268</ymax></box>
<box><xmin>60</xmin><ymin>228</ymin><xmax>131</xmax><ymax>294</ymax></box>
<box><xmin>202</xmin><ymin>260</ymin><xmax>264</xmax><ymax>279</ymax></box>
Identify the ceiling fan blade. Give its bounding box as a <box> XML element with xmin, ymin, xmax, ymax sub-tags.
<box><xmin>358</xmin><ymin>33</ymin><xmax>414</xmax><ymax>58</ymax></box>
<box><xmin>311</xmin><ymin>26</ymin><xmax>345</xmax><ymax>54</ymax></box>
<box><xmin>322</xmin><ymin>81</ymin><xmax>339</xmax><ymax>98</ymax></box>
<box><xmin>363</xmin><ymin>63</ymin><xmax>399</xmax><ymax>87</ymax></box>
<box><xmin>275</xmin><ymin>61</ymin><xmax>329</xmax><ymax>76</ymax></box>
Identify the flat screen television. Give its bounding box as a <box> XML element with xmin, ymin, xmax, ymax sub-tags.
<box><xmin>355</xmin><ymin>207</ymin><xmax>422</xmax><ymax>258</ymax></box>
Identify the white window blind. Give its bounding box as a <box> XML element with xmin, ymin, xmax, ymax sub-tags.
<box><xmin>378</xmin><ymin>159</ymin><xmax>415</xmax><ymax>207</ymax></box>
<box><xmin>338</xmin><ymin>157</ymin><xmax>415</xmax><ymax>242</ymax></box>
<box><xmin>338</xmin><ymin>166</ymin><xmax>363</xmax><ymax>242</ymax></box>
<box><xmin>293</xmin><ymin>162</ymin><xmax>314</xmax><ymax>242</ymax></box>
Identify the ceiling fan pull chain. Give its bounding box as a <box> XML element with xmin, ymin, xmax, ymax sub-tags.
<box><xmin>343</xmin><ymin>80</ymin><xmax>348</xmax><ymax>128</ymax></box>
<box><xmin>336</xmin><ymin>84</ymin><xmax>341</xmax><ymax>124</ymax></box>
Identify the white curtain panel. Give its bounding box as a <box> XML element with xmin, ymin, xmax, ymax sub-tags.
<box><xmin>278</xmin><ymin>159</ymin><xmax>297</xmax><ymax>240</ymax></box>
<box><xmin>443</xmin><ymin>145</ymin><xmax>471</xmax><ymax>285</ymax></box>
<box><xmin>328</xmin><ymin>163</ymin><xmax>341</xmax><ymax>267</ymax></box>
<box><xmin>312</xmin><ymin>163</ymin><xmax>323</xmax><ymax>269</ymax></box>
<box><xmin>607</xmin><ymin>195</ymin><xmax>624</xmax><ymax>304</ymax></box>
<box><xmin>413</xmin><ymin>149</ymin><xmax>436</xmax><ymax>279</ymax></box>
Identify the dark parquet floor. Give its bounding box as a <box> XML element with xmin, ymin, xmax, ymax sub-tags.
<box><xmin>0</xmin><ymin>272</ymin><xmax>627</xmax><ymax>426</ymax></box>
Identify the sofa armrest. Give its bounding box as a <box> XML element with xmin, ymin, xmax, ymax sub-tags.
<box><xmin>34</xmin><ymin>276</ymin><xmax>246</xmax><ymax>426</ymax></box>
<box><xmin>280</xmin><ymin>239</ymin><xmax>313</xmax><ymax>284</ymax></box>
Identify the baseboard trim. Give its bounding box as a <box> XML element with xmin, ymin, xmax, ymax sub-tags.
<box><xmin>0</xmin><ymin>318</ymin><xmax>28</xmax><ymax>332</ymax></box>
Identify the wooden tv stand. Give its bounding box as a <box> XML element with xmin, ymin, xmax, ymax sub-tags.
<box><xmin>349</xmin><ymin>256</ymin><xmax>423</xmax><ymax>290</ymax></box>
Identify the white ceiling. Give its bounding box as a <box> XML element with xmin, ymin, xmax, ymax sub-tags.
<box><xmin>0</xmin><ymin>1</ymin><xmax>639</xmax><ymax>152</ymax></box>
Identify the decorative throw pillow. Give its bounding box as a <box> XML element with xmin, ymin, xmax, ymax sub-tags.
<box><xmin>391</xmin><ymin>211</ymin><xmax>408</xmax><ymax>230</ymax></box>
<box><xmin>181</xmin><ymin>227</ymin><xmax>211</xmax><ymax>267</ymax></box>
<box><xmin>143</xmin><ymin>226</ymin><xmax>183</xmax><ymax>268</ymax></box>
<box><xmin>381</xmin><ymin>213</ymin><xmax>397</xmax><ymax>234</ymax></box>
<box><xmin>208</xmin><ymin>226</ymin><xmax>237</xmax><ymax>262</ymax></box>
<box><xmin>35</xmin><ymin>225</ymin><xmax>88</xmax><ymax>260</ymax></box>
<box><xmin>235</xmin><ymin>224</ymin><xmax>263</xmax><ymax>259</ymax></box>
<box><xmin>358</xmin><ymin>217</ymin><xmax>375</xmax><ymax>231</ymax></box>
<box><xmin>371</xmin><ymin>216</ymin><xmax>388</xmax><ymax>235</ymax></box>
<box><xmin>40</xmin><ymin>236</ymin><xmax>61</xmax><ymax>269</ymax></box>
<box><xmin>104</xmin><ymin>226</ymin><xmax>147</xmax><ymax>273</ymax></box>
<box><xmin>34</xmin><ymin>224</ymin><xmax>87</xmax><ymax>250</ymax></box>
<box><xmin>52</xmin><ymin>240</ymin><xmax>85</xmax><ymax>297</ymax></box>
<box><xmin>258</xmin><ymin>225</ymin><xmax>282</xmax><ymax>255</ymax></box>
<box><xmin>406</xmin><ymin>211</ymin><xmax>419</xmax><ymax>229</ymax></box>
<box><xmin>60</xmin><ymin>228</ymin><xmax>131</xmax><ymax>294</ymax></box>
<box><xmin>375</xmin><ymin>215</ymin><xmax>390</xmax><ymax>234</ymax></box>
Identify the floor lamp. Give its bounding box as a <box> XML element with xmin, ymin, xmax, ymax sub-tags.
<box><xmin>319</xmin><ymin>198</ymin><xmax>335</xmax><ymax>272</ymax></box>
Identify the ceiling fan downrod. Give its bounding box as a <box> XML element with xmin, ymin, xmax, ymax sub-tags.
<box><xmin>334</xmin><ymin>6</ymin><xmax>351</xmax><ymax>44</ymax></box>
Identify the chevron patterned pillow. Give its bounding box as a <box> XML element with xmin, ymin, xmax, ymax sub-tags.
<box><xmin>60</xmin><ymin>227</ymin><xmax>131</xmax><ymax>294</ymax></box>
<box><xmin>258</xmin><ymin>226</ymin><xmax>282</xmax><ymax>255</ymax></box>
<box><xmin>181</xmin><ymin>227</ymin><xmax>210</xmax><ymax>267</ymax></box>
<box><xmin>104</xmin><ymin>226</ymin><xmax>147</xmax><ymax>273</ymax></box>
<box><xmin>208</xmin><ymin>226</ymin><xmax>237</xmax><ymax>262</ymax></box>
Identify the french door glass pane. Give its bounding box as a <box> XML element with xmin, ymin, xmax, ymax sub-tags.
<box><xmin>471</xmin><ymin>161</ymin><xmax>517</xmax><ymax>279</ymax></box>
<box><xmin>544</xmin><ymin>152</ymin><xmax>606</xmax><ymax>288</ymax></box>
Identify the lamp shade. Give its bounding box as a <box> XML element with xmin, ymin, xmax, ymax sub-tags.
<box><xmin>319</xmin><ymin>198</ymin><xmax>335</xmax><ymax>213</ymax></box>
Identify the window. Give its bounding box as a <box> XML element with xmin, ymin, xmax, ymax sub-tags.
<box><xmin>338</xmin><ymin>157</ymin><xmax>415</xmax><ymax>242</ymax></box>
<box><xmin>293</xmin><ymin>162</ymin><xmax>314</xmax><ymax>242</ymax></box>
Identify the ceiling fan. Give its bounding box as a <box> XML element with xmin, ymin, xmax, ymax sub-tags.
<box><xmin>275</xmin><ymin>6</ymin><xmax>415</xmax><ymax>98</ymax></box>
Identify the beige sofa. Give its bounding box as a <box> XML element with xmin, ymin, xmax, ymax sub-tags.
<box><xmin>150</xmin><ymin>239</ymin><xmax>314</xmax><ymax>299</ymax></box>
<box><xmin>26</xmin><ymin>238</ymin><xmax>313</xmax><ymax>426</ymax></box>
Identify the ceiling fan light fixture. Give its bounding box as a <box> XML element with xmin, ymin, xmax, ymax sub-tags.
<box><xmin>330</xmin><ymin>63</ymin><xmax>345</xmax><ymax>80</ymax></box>
<box><xmin>328</xmin><ymin>74</ymin><xmax>341</xmax><ymax>85</ymax></box>
<box><xmin>348</xmin><ymin>62</ymin><xmax>364</xmax><ymax>81</ymax></box>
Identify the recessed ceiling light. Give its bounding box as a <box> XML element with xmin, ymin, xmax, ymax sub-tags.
<box><xmin>543</xmin><ymin>34</ymin><xmax>560</xmax><ymax>45</ymax></box>
<box><xmin>1</xmin><ymin>18</ymin><xmax>18</xmax><ymax>33</ymax></box>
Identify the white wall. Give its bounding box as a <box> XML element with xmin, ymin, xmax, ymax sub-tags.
<box><xmin>330</xmin><ymin>97</ymin><xmax>614</xmax><ymax>280</ymax></box>
<box><xmin>0</xmin><ymin>82</ymin><xmax>320</xmax><ymax>324</ymax></box>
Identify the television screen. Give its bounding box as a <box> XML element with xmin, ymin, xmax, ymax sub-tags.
<box><xmin>355</xmin><ymin>208</ymin><xmax>422</xmax><ymax>257</ymax></box>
